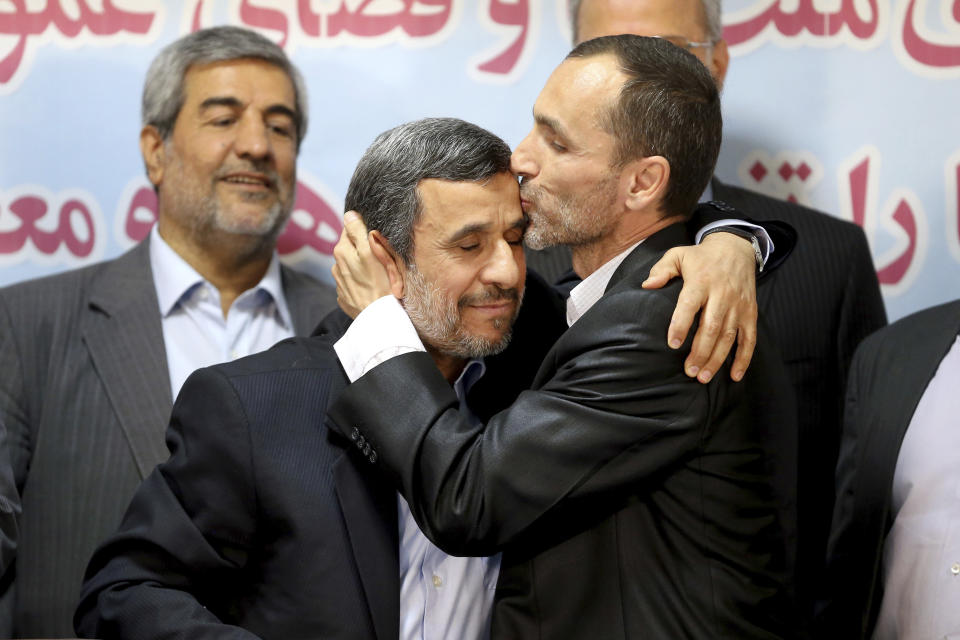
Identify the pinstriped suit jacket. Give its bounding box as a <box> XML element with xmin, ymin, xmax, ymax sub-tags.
<box><xmin>711</xmin><ymin>179</ymin><xmax>887</xmax><ymax>616</ymax></box>
<box><xmin>0</xmin><ymin>239</ymin><xmax>336</xmax><ymax>638</ymax></box>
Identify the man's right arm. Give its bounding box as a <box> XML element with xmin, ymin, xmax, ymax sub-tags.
<box><xmin>74</xmin><ymin>367</ymin><xmax>261</xmax><ymax>640</ymax></box>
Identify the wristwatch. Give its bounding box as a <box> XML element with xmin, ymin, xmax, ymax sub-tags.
<box><xmin>702</xmin><ymin>226</ymin><xmax>764</xmax><ymax>273</ymax></box>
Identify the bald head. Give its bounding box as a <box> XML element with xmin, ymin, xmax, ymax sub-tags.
<box><xmin>570</xmin><ymin>0</ymin><xmax>729</xmax><ymax>89</ymax></box>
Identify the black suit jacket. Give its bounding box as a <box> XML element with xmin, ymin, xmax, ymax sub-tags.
<box><xmin>330</xmin><ymin>223</ymin><xmax>801</xmax><ymax>639</ymax></box>
<box><xmin>817</xmin><ymin>299</ymin><xmax>960</xmax><ymax>638</ymax></box>
<box><xmin>0</xmin><ymin>240</ymin><xmax>337</xmax><ymax>637</ymax></box>
<box><xmin>711</xmin><ymin>180</ymin><xmax>887</xmax><ymax>613</ymax></box>
<box><xmin>75</xmin><ymin>273</ymin><xmax>567</xmax><ymax>640</ymax></box>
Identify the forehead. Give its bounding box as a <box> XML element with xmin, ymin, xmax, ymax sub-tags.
<box><xmin>414</xmin><ymin>172</ymin><xmax>522</xmax><ymax>237</ymax></box>
<box><xmin>577</xmin><ymin>0</ymin><xmax>707</xmax><ymax>41</ymax></box>
<box><xmin>180</xmin><ymin>58</ymin><xmax>296</xmax><ymax>108</ymax></box>
<box><xmin>536</xmin><ymin>54</ymin><xmax>624</xmax><ymax>128</ymax></box>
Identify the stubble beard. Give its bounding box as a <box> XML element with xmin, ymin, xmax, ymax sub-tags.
<box><xmin>520</xmin><ymin>176</ymin><xmax>619</xmax><ymax>251</ymax></box>
<box><xmin>163</xmin><ymin>149</ymin><xmax>294</xmax><ymax>254</ymax></box>
<box><xmin>402</xmin><ymin>265</ymin><xmax>523</xmax><ymax>360</ymax></box>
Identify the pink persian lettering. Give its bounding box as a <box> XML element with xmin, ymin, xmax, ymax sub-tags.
<box><xmin>900</xmin><ymin>0</ymin><xmax>960</xmax><ymax>68</ymax></box>
<box><xmin>327</xmin><ymin>0</ymin><xmax>452</xmax><ymax>38</ymax></box>
<box><xmin>476</xmin><ymin>0</ymin><xmax>529</xmax><ymax>74</ymax></box>
<box><xmin>276</xmin><ymin>181</ymin><xmax>342</xmax><ymax>256</ymax></box>
<box><xmin>846</xmin><ymin>156</ymin><xmax>917</xmax><ymax>285</ymax></box>
<box><xmin>0</xmin><ymin>0</ymin><xmax>156</xmax><ymax>85</ymax></box>
<box><xmin>238</xmin><ymin>0</ymin><xmax>290</xmax><ymax>47</ymax></box>
<box><xmin>122</xmin><ymin>186</ymin><xmax>159</xmax><ymax>243</ymax></box>
<box><xmin>0</xmin><ymin>195</ymin><xmax>96</xmax><ymax>258</ymax></box>
<box><xmin>724</xmin><ymin>0</ymin><xmax>879</xmax><ymax>46</ymax></box>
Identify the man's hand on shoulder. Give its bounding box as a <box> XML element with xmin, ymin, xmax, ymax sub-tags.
<box><xmin>643</xmin><ymin>232</ymin><xmax>758</xmax><ymax>384</ymax></box>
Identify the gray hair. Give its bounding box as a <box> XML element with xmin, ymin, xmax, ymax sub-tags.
<box><xmin>142</xmin><ymin>26</ymin><xmax>308</xmax><ymax>147</ymax></box>
<box><xmin>568</xmin><ymin>0</ymin><xmax>723</xmax><ymax>44</ymax></box>
<box><xmin>344</xmin><ymin>118</ymin><xmax>513</xmax><ymax>263</ymax></box>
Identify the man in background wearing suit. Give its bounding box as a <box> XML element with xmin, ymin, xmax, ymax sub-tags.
<box><xmin>530</xmin><ymin>0</ymin><xmax>889</xmax><ymax>619</ymax></box>
<box><xmin>330</xmin><ymin>35</ymin><xmax>801</xmax><ymax>638</ymax></box>
<box><xmin>820</xmin><ymin>298</ymin><xmax>960</xmax><ymax>638</ymax></box>
<box><xmin>0</xmin><ymin>420</ymin><xmax>17</xmax><ymax>588</ymax></box>
<box><xmin>0</xmin><ymin>26</ymin><xmax>335</xmax><ymax>637</ymax></box>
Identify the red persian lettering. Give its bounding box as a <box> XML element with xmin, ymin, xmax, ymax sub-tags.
<box><xmin>278</xmin><ymin>181</ymin><xmax>342</xmax><ymax>256</ymax></box>
<box><xmin>901</xmin><ymin>0</ymin><xmax>960</xmax><ymax>68</ymax></box>
<box><xmin>122</xmin><ymin>186</ymin><xmax>159</xmax><ymax>243</ymax></box>
<box><xmin>724</xmin><ymin>0</ymin><xmax>880</xmax><ymax>45</ymax></box>
<box><xmin>0</xmin><ymin>195</ymin><xmax>96</xmax><ymax>258</ymax></box>
<box><xmin>845</xmin><ymin>155</ymin><xmax>919</xmax><ymax>285</ymax></box>
<box><xmin>239</xmin><ymin>0</ymin><xmax>290</xmax><ymax>47</ymax></box>
<box><xmin>476</xmin><ymin>0</ymin><xmax>530</xmax><ymax>75</ymax></box>
<box><xmin>327</xmin><ymin>0</ymin><xmax>453</xmax><ymax>38</ymax></box>
<box><xmin>0</xmin><ymin>0</ymin><xmax>156</xmax><ymax>85</ymax></box>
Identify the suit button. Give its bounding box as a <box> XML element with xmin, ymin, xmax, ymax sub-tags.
<box><xmin>356</xmin><ymin>435</ymin><xmax>366</xmax><ymax>449</ymax></box>
<box><xmin>369</xmin><ymin>450</ymin><xmax>378</xmax><ymax>464</ymax></box>
<box><xmin>363</xmin><ymin>443</ymin><xmax>371</xmax><ymax>456</ymax></box>
<box><xmin>351</xmin><ymin>428</ymin><xmax>360</xmax><ymax>442</ymax></box>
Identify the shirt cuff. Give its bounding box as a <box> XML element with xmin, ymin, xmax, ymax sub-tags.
<box><xmin>695</xmin><ymin>218</ymin><xmax>773</xmax><ymax>266</ymax></box>
<box><xmin>333</xmin><ymin>295</ymin><xmax>425</xmax><ymax>383</ymax></box>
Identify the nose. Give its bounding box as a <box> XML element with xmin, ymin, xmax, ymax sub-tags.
<box><xmin>234</xmin><ymin>113</ymin><xmax>271</xmax><ymax>160</ymax></box>
<box><xmin>482</xmin><ymin>238</ymin><xmax>522</xmax><ymax>290</ymax></box>
<box><xmin>510</xmin><ymin>131</ymin><xmax>538</xmax><ymax>179</ymax></box>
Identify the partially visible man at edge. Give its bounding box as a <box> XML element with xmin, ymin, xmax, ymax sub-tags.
<box><xmin>330</xmin><ymin>36</ymin><xmax>802</xmax><ymax>638</ymax></box>
<box><xmin>0</xmin><ymin>26</ymin><xmax>336</xmax><ymax>637</ymax></box>
<box><xmin>548</xmin><ymin>0</ymin><xmax>889</xmax><ymax>620</ymax></box>
<box><xmin>76</xmin><ymin>117</ymin><xmax>766</xmax><ymax>639</ymax></box>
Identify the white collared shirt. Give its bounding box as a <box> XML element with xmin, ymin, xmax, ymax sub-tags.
<box><xmin>149</xmin><ymin>226</ymin><xmax>294</xmax><ymax>398</ymax></box>
<box><xmin>335</xmin><ymin>312</ymin><xmax>500</xmax><ymax>640</ymax></box>
<box><xmin>873</xmin><ymin>334</ymin><xmax>960</xmax><ymax>639</ymax></box>
<box><xmin>566</xmin><ymin>241</ymin><xmax>642</xmax><ymax>327</ymax></box>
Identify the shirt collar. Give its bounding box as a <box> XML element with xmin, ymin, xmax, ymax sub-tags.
<box><xmin>148</xmin><ymin>225</ymin><xmax>293</xmax><ymax>329</ymax></box>
<box><xmin>566</xmin><ymin>240</ymin><xmax>643</xmax><ymax>327</ymax></box>
<box><xmin>453</xmin><ymin>358</ymin><xmax>487</xmax><ymax>401</ymax></box>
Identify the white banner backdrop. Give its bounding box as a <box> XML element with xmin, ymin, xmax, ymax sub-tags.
<box><xmin>1</xmin><ymin>0</ymin><xmax>958</xmax><ymax>321</ymax></box>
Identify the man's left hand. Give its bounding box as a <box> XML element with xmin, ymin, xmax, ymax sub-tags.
<box><xmin>642</xmin><ymin>233</ymin><xmax>758</xmax><ymax>383</ymax></box>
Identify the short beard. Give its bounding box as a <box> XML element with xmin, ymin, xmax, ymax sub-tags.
<box><xmin>403</xmin><ymin>265</ymin><xmax>522</xmax><ymax>360</ymax></box>
<box><xmin>520</xmin><ymin>176</ymin><xmax>618</xmax><ymax>250</ymax></box>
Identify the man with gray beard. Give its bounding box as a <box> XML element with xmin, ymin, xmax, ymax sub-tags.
<box><xmin>0</xmin><ymin>26</ymin><xmax>336</xmax><ymax>637</ymax></box>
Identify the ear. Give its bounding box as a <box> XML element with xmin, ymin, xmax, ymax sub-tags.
<box><xmin>368</xmin><ymin>230</ymin><xmax>406</xmax><ymax>299</ymax></box>
<box><xmin>710</xmin><ymin>39</ymin><xmax>730</xmax><ymax>91</ymax></box>
<box><xmin>622</xmin><ymin>155</ymin><xmax>670</xmax><ymax>212</ymax></box>
<box><xmin>139</xmin><ymin>125</ymin><xmax>166</xmax><ymax>188</ymax></box>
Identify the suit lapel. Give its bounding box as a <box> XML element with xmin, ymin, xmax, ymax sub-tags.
<box><xmin>282</xmin><ymin>265</ymin><xmax>336</xmax><ymax>336</ymax></box>
<box><xmin>332</xmin><ymin>430</ymin><xmax>400</xmax><ymax>640</ymax></box>
<box><xmin>81</xmin><ymin>241</ymin><xmax>172</xmax><ymax>479</ymax></box>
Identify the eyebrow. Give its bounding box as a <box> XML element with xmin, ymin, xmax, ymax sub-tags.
<box><xmin>533</xmin><ymin>110</ymin><xmax>571</xmax><ymax>141</ymax></box>
<box><xmin>199</xmin><ymin>96</ymin><xmax>298</xmax><ymax>122</ymax></box>
<box><xmin>444</xmin><ymin>216</ymin><xmax>528</xmax><ymax>245</ymax></box>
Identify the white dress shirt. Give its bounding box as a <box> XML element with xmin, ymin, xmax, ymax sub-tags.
<box><xmin>149</xmin><ymin>226</ymin><xmax>295</xmax><ymax>398</ymax></box>
<box><xmin>335</xmin><ymin>309</ymin><xmax>500</xmax><ymax>640</ymax></box>
<box><xmin>873</xmin><ymin>334</ymin><xmax>960</xmax><ymax>640</ymax></box>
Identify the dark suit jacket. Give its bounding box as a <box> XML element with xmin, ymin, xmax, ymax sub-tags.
<box><xmin>531</xmin><ymin>182</ymin><xmax>887</xmax><ymax>617</ymax></box>
<box><xmin>74</xmin><ymin>273</ymin><xmax>566</xmax><ymax>639</ymax></box>
<box><xmin>0</xmin><ymin>239</ymin><xmax>336</xmax><ymax>638</ymax></box>
<box><xmin>330</xmin><ymin>223</ymin><xmax>802</xmax><ymax>639</ymax></box>
<box><xmin>712</xmin><ymin>181</ymin><xmax>887</xmax><ymax>615</ymax></box>
<box><xmin>817</xmin><ymin>299</ymin><xmax>960</xmax><ymax>638</ymax></box>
